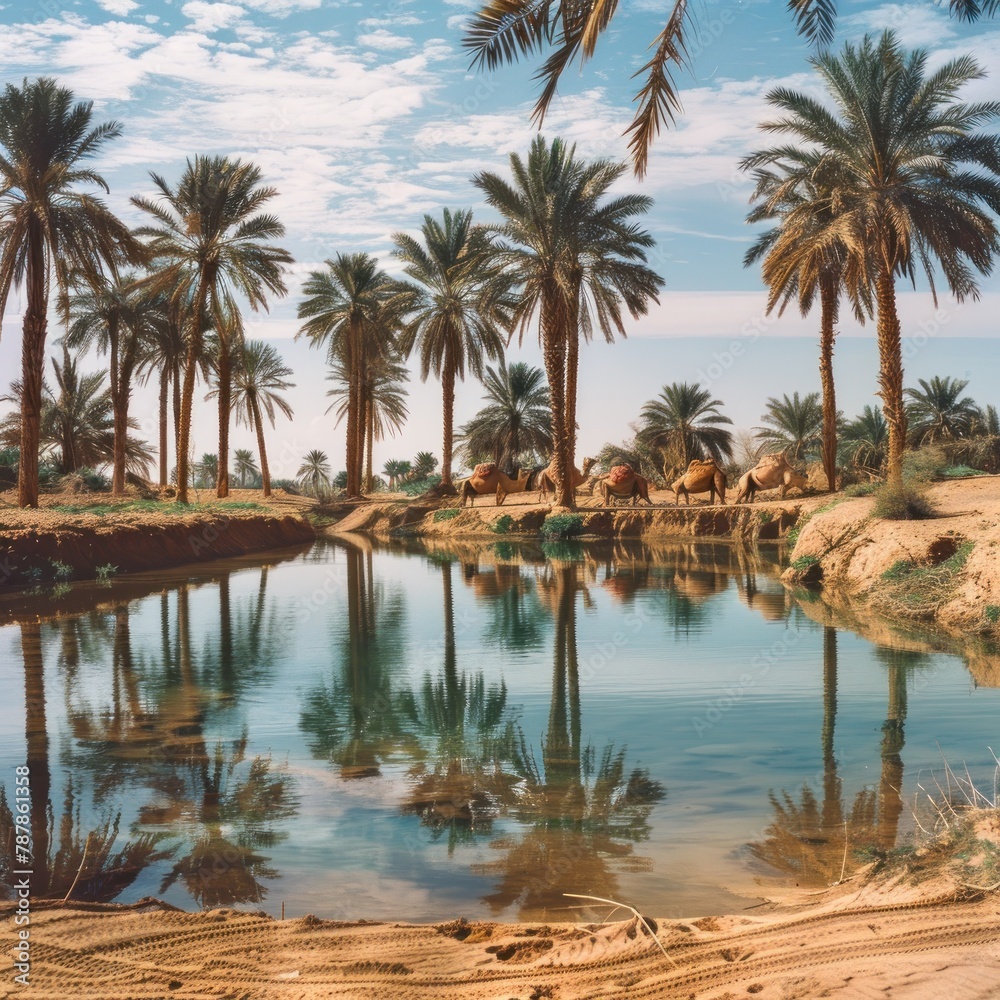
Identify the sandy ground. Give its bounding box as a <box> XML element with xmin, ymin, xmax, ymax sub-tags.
<box><xmin>5</xmin><ymin>872</ymin><xmax>999</xmax><ymax>1000</ymax></box>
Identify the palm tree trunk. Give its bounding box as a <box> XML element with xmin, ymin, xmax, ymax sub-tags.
<box><xmin>819</xmin><ymin>281</ymin><xmax>839</xmax><ymax>494</ymax></box>
<box><xmin>18</xmin><ymin>220</ymin><xmax>47</xmax><ymax>508</ymax></box>
<box><xmin>109</xmin><ymin>319</ymin><xmax>128</xmax><ymax>496</ymax></box>
<box><xmin>250</xmin><ymin>398</ymin><xmax>272</xmax><ymax>497</ymax></box>
<box><xmin>541</xmin><ymin>294</ymin><xmax>572</xmax><ymax>508</ymax></box>
<box><xmin>177</xmin><ymin>280</ymin><xmax>212</xmax><ymax>504</ymax></box>
<box><xmin>158</xmin><ymin>366</ymin><xmax>169</xmax><ymax>487</ymax></box>
<box><xmin>441</xmin><ymin>357</ymin><xmax>456</xmax><ymax>488</ymax></box>
<box><xmin>345</xmin><ymin>323</ymin><xmax>361</xmax><ymax>498</ymax></box>
<box><xmin>216</xmin><ymin>337</ymin><xmax>231</xmax><ymax>498</ymax></box>
<box><xmin>364</xmin><ymin>396</ymin><xmax>374</xmax><ymax>493</ymax></box>
<box><xmin>172</xmin><ymin>357</ymin><xmax>181</xmax><ymax>481</ymax></box>
<box><xmin>565</xmin><ymin>293</ymin><xmax>580</xmax><ymax>473</ymax></box>
<box><xmin>876</xmin><ymin>268</ymin><xmax>907</xmax><ymax>484</ymax></box>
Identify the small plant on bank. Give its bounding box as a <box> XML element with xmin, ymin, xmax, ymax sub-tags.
<box><xmin>491</xmin><ymin>514</ymin><xmax>514</xmax><ymax>534</ymax></box>
<box><xmin>541</xmin><ymin>513</ymin><xmax>584</xmax><ymax>539</ymax></box>
<box><xmin>844</xmin><ymin>481</ymin><xmax>879</xmax><ymax>497</ymax></box>
<box><xmin>790</xmin><ymin>554</ymin><xmax>819</xmax><ymax>572</ymax></box>
<box><xmin>757</xmin><ymin>510</ymin><xmax>772</xmax><ymax>524</ymax></box>
<box><xmin>95</xmin><ymin>563</ymin><xmax>118</xmax><ymax>582</ymax></box>
<box><xmin>49</xmin><ymin>560</ymin><xmax>73</xmax><ymax>581</ymax></box>
<box><xmin>433</xmin><ymin>507</ymin><xmax>460</xmax><ymax>522</ymax></box>
<box><xmin>871</xmin><ymin>542</ymin><xmax>974</xmax><ymax>619</ymax></box>
<box><xmin>872</xmin><ymin>478</ymin><xmax>936</xmax><ymax>521</ymax></box>
<box><xmin>985</xmin><ymin>605</ymin><xmax>1000</xmax><ymax>625</ymax></box>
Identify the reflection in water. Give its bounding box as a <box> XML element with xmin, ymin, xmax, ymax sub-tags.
<box><xmin>473</xmin><ymin>562</ymin><xmax>666</xmax><ymax>919</ymax></box>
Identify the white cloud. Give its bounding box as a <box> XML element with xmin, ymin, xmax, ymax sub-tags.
<box><xmin>181</xmin><ymin>1</ymin><xmax>247</xmax><ymax>34</ymax></box>
<box><xmin>842</xmin><ymin>3</ymin><xmax>955</xmax><ymax>48</ymax></box>
<box><xmin>97</xmin><ymin>0</ymin><xmax>140</xmax><ymax>14</ymax></box>
<box><xmin>356</xmin><ymin>29</ymin><xmax>414</xmax><ymax>51</ymax></box>
<box><xmin>239</xmin><ymin>0</ymin><xmax>323</xmax><ymax>14</ymax></box>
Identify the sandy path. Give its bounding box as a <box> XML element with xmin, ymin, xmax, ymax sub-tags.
<box><xmin>6</xmin><ymin>883</ymin><xmax>999</xmax><ymax>1000</ymax></box>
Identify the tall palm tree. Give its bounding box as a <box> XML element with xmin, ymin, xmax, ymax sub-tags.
<box><xmin>904</xmin><ymin>376</ymin><xmax>981</xmax><ymax>446</ymax></box>
<box><xmin>382</xmin><ymin>459</ymin><xmax>407</xmax><ymax>491</ymax></box>
<box><xmin>0</xmin><ymin>77</ymin><xmax>140</xmax><ymax>507</ymax></box>
<box><xmin>637</xmin><ymin>381</ymin><xmax>733</xmax><ymax>476</ymax></box>
<box><xmin>232</xmin><ymin>448</ymin><xmax>258</xmax><ymax>488</ymax></box>
<box><xmin>754</xmin><ymin>391</ymin><xmax>823</xmax><ymax>463</ymax></box>
<box><xmin>456</xmin><ymin>360</ymin><xmax>552</xmax><ymax>473</ymax></box>
<box><xmin>324</xmin><ymin>351</ymin><xmax>408</xmax><ymax>494</ymax></box>
<box><xmin>839</xmin><ymin>405</ymin><xmax>888</xmax><ymax>476</ymax></box>
<box><xmin>227</xmin><ymin>340</ymin><xmax>293</xmax><ymax>497</ymax></box>
<box><xmin>297</xmin><ymin>253</ymin><xmax>407</xmax><ymax>498</ymax></box>
<box><xmin>131</xmin><ymin>155</ymin><xmax>292</xmax><ymax>503</ymax></box>
<box><xmin>392</xmin><ymin>209</ymin><xmax>512</xmax><ymax>490</ymax></box>
<box><xmin>194</xmin><ymin>453</ymin><xmax>218</xmax><ymax>490</ymax></box>
<box><xmin>742</xmin><ymin>32</ymin><xmax>1000</xmax><ymax>484</ymax></box>
<box><xmin>742</xmin><ymin>171</ymin><xmax>872</xmax><ymax>494</ymax></box>
<box><xmin>411</xmin><ymin>450</ymin><xmax>438</xmax><ymax>482</ymax></box>
<box><xmin>297</xmin><ymin>449</ymin><xmax>331</xmax><ymax>497</ymax></box>
<box><xmin>473</xmin><ymin>136</ymin><xmax>662</xmax><ymax>507</ymax></box>
<box><xmin>65</xmin><ymin>272</ymin><xmax>166</xmax><ymax>494</ymax></box>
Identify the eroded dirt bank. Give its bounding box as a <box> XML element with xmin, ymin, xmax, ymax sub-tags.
<box><xmin>0</xmin><ymin>491</ymin><xmax>315</xmax><ymax>586</ymax></box>
<box><xmin>784</xmin><ymin>476</ymin><xmax>1000</xmax><ymax>643</ymax></box>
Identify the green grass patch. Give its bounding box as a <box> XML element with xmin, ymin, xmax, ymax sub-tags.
<box><xmin>882</xmin><ymin>559</ymin><xmax>916</xmax><ymax>582</ymax></box>
<box><xmin>871</xmin><ymin>541</ymin><xmax>974</xmax><ymax>620</ymax></box>
<box><xmin>433</xmin><ymin>507</ymin><xmax>460</xmax><ymax>522</ymax></box>
<box><xmin>844</xmin><ymin>482</ymin><xmax>879</xmax><ymax>497</ymax></box>
<box><xmin>936</xmin><ymin>465</ymin><xmax>988</xmax><ymax>479</ymax></box>
<box><xmin>540</xmin><ymin>512</ymin><xmax>584</xmax><ymax>539</ymax></box>
<box><xmin>786</xmin><ymin>498</ymin><xmax>847</xmax><ymax>549</ymax></box>
<box><xmin>490</xmin><ymin>514</ymin><xmax>514</xmax><ymax>534</ymax></box>
<box><xmin>984</xmin><ymin>605</ymin><xmax>1000</xmax><ymax>625</ymax></box>
<box><xmin>790</xmin><ymin>554</ymin><xmax>819</xmax><ymax>572</ymax></box>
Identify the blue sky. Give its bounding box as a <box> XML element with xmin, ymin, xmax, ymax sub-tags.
<box><xmin>0</xmin><ymin>0</ymin><xmax>998</xmax><ymax>479</ymax></box>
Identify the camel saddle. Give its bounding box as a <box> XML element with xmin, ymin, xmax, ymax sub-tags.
<box><xmin>608</xmin><ymin>465</ymin><xmax>632</xmax><ymax>485</ymax></box>
<box><xmin>473</xmin><ymin>462</ymin><xmax>496</xmax><ymax>479</ymax></box>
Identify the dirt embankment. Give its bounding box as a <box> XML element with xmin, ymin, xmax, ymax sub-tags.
<box><xmin>325</xmin><ymin>489</ymin><xmax>826</xmax><ymax>542</ymax></box>
<box><xmin>0</xmin><ymin>489</ymin><xmax>315</xmax><ymax>587</ymax></box>
<box><xmin>784</xmin><ymin>476</ymin><xmax>1000</xmax><ymax>643</ymax></box>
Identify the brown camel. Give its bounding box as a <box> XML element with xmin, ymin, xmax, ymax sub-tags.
<box><xmin>599</xmin><ymin>465</ymin><xmax>652</xmax><ymax>506</ymax></box>
<box><xmin>534</xmin><ymin>456</ymin><xmax>597</xmax><ymax>502</ymax></box>
<box><xmin>735</xmin><ymin>452</ymin><xmax>808</xmax><ymax>503</ymax></box>
<box><xmin>460</xmin><ymin>463</ymin><xmax>530</xmax><ymax>507</ymax></box>
<box><xmin>671</xmin><ymin>459</ymin><xmax>726</xmax><ymax>506</ymax></box>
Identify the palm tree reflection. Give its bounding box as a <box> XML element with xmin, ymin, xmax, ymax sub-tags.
<box><xmin>474</xmin><ymin>562</ymin><xmax>665</xmax><ymax>919</ymax></box>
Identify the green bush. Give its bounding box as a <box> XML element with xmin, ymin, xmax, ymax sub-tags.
<box><xmin>433</xmin><ymin>507</ymin><xmax>460</xmax><ymax>522</ymax></box>
<box><xmin>872</xmin><ymin>479</ymin><xmax>937</xmax><ymax>521</ymax></box>
<box><xmin>985</xmin><ymin>605</ymin><xmax>1000</xmax><ymax>624</ymax></box>
<box><xmin>400</xmin><ymin>475</ymin><xmax>442</xmax><ymax>496</ymax></box>
<box><xmin>791</xmin><ymin>554</ymin><xmax>819</xmax><ymax>571</ymax></box>
<box><xmin>541</xmin><ymin>513</ymin><xmax>584</xmax><ymax>539</ymax></box>
<box><xmin>491</xmin><ymin>514</ymin><xmax>514</xmax><ymax>534</ymax></box>
<box><xmin>95</xmin><ymin>563</ymin><xmax>118</xmax><ymax>582</ymax></box>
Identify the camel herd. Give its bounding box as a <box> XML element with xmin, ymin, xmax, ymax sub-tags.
<box><xmin>460</xmin><ymin>452</ymin><xmax>809</xmax><ymax>508</ymax></box>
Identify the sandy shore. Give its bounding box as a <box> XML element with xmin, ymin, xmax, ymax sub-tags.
<box><xmin>5</xmin><ymin>869</ymin><xmax>999</xmax><ymax>1000</ymax></box>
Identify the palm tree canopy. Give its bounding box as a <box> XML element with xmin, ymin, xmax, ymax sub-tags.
<box><xmin>324</xmin><ymin>353</ymin><xmax>408</xmax><ymax>440</ymax></box>
<box><xmin>637</xmin><ymin>382</ymin><xmax>734</xmax><ymax>467</ymax></box>
<box><xmin>840</xmin><ymin>404</ymin><xmax>888</xmax><ymax>472</ymax></box>
<box><xmin>904</xmin><ymin>376</ymin><xmax>981</xmax><ymax>445</ymax></box>
<box><xmin>0</xmin><ymin>77</ymin><xmax>142</xmax><ymax>323</ymax></box>
<box><xmin>131</xmin><ymin>155</ymin><xmax>292</xmax><ymax>326</ymax></box>
<box><xmin>456</xmin><ymin>360</ymin><xmax>552</xmax><ymax>471</ymax></box>
<box><xmin>741</xmin><ymin>32</ymin><xmax>1000</xmax><ymax>307</ymax></box>
<box><xmin>297</xmin><ymin>449</ymin><xmax>331</xmax><ymax>485</ymax></box>
<box><xmin>463</xmin><ymin>1</ymin><xmax>920</xmax><ymax>177</ymax></box>
<box><xmin>393</xmin><ymin>208</ymin><xmax>512</xmax><ymax>383</ymax></box>
<box><xmin>754</xmin><ymin>391</ymin><xmax>824</xmax><ymax>461</ymax></box>
<box><xmin>229</xmin><ymin>339</ymin><xmax>294</xmax><ymax>430</ymax></box>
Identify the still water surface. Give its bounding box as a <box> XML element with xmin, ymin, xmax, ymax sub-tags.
<box><xmin>1</xmin><ymin>537</ymin><xmax>998</xmax><ymax>922</ymax></box>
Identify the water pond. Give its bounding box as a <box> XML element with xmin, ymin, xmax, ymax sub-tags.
<box><xmin>1</xmin><ymin>536</ymin><xmax>998</xmax><ymax>923</ymax></box>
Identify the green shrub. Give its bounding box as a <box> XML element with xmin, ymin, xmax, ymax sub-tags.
<box><xmin>400</xmin><ymin>475</ymin><xmax>442</xmax><ymax>496</ymax></box>
<box><xmin>541</xmin><ymin>513</ymin><xmax>584</xmax><ymax>538</ymax></box>
<box><xmin>844</xmin><ymin>482</ymin><xmax>879</xmax><ymax>497</ymax></box>
<box><xmin>757</xmin><ymin>510</ymin><xmax>772</xmax><ymax>524</ymax></box>
<box><xmin>791</xmin><ymin>554</ymin><xmax>819</xmax><ymax>571</ymax></box>
<box><xmin>491</xmin><ymin>514</ymin><xmax>514</xmax><ymax>534</ymax></box>
<box><xmin>95</xmin><ymin>563</ymin><xmax>118</xmax><ymax>581</ymax></box>
<box><xmin>872</xmin><ymin>479</ymin><xmax>936</xmax><ymax>521</ymax></box>
<box><xmin>433</xmin><ymin>507</ymin><xmax>460</xmax><ymax>522</ymax></box>
<box><xmin>937</xmin><ymin>465</ymin><xmax>987</xmax><ymax>478</ymax></box>
<box><xmin>985</xmin><ymin>605</ymin><xmax>1000</xmax><ymax>624</ymax></box>
<box><xmin>49</xmin><ymin>560</ymin><xmax>73</xmax><ymax>581</ymax></box>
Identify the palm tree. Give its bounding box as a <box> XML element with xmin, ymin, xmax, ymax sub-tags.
<box><xmin>382</xmin><ymin>459</ymin><xmax>407</xmax><ymax>491</ymax></box>
<box><xmin>324</xmin><ymin>351</ymin><xmax>408</xmax><ymax>494</ymax></box>
<box><xmin>743</xmin><ymin>32</ymin><xmax>1000</xmax><ymax>483</ymax></box>
<box><xmin>0</xmin><ymin>347</ymin><xmax>154</xmax><ymax>476</ymax></box>
<box><xmin>0</xmin><ymin>78</ymin><xmax>140</xmax><ymax>507</ymax></box>
<box><xmin>132</xmin><ymin>155</ymin><xmax>292</xmax><ymax>502</ymax></box>
<box><xmin>65</xmin><ymin>272</ymin><xmax>166</xmax><ymax>494</ymax></box>
<box><xmin>393</xmin><ymin>209</ymin><xmax>512</xmax><ymax>490</ymax></box>
<box><xmin>840</xmin><ymin>405</ymin><xmax>888</xmax><ymax>476</ymax></box>
<box><xmin>473</xmin><ymin>136</ymin><xmax>662</xmax><ymax>507</ymax></box>
<box><xmin>194</xmin><ymin>453</ymin><xmax>218</xmax><ymax>490</ymax></box>
<box><xmin>904</xmin><ymin>376</ymin><xmax>981</xmax><ymax>446</ymax></box>
<box><xmin>456</xmin><ymin>360</ymin><xmax>552</xmax><ymax>473</ymax></box>
<box><xmin>232</xmin><ymin>448</ymin><xmax>258</xmax><ymax>488</ymax></box>
<box><xmin>754</xmin><ymin>392</ymin><xmax>823</xmax><ymax>463</ymax></box>
<box><xmin>411</xmin><ymin>450</ymin><xmax>438</xmax><ymax>481</ymax></box>
<box><xmin>953</xmin><ymin>404</ymin><xmax>1000</xmax><ymax>473</ymax></box>
<box><xmin>637</xmin><ymin>382</ymin><xmax>733</xmax><ymax>478</ymax></box>
<box><xmin>743</xmin><ymin>171</ymin><xmax>872</xmax><ymax>494</ymax></box>
<box><xmin>297</xmin><ymin>253</ymin><xmax>407</xmax><ymax>497</ymax></box>
<box><xmin>223</xmin><ymin>339</ymin><xmax>293</xmax><ymax>497</ymax></box>
<box><xmin>297</xmin><ymin>449</ymin><xmax>331</xmax><ymax>497</ymax></box>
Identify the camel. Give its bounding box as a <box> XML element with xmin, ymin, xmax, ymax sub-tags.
<box><xmin>460</xmin><ymin>463</ymin><xmax>530</xmax><ymax>507</ymax></box>
<box><xmin>671</xmin><ymin>459</ymin><xmax>726</xmax><ymax>506</ymax></box>
<box><xmin>735</xmin><ymin>452</ymin><xmax>808</xmax><ymax>503</ymax></box>
<box><xmin>599</xmin><ymin>464</ymin><xmax>652</xmax><ymax>506</ymax></box>
<box><xmin>534</xmin><ymin>456</ymin><xmax>597</xmax><ymax>502</ymax></box>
